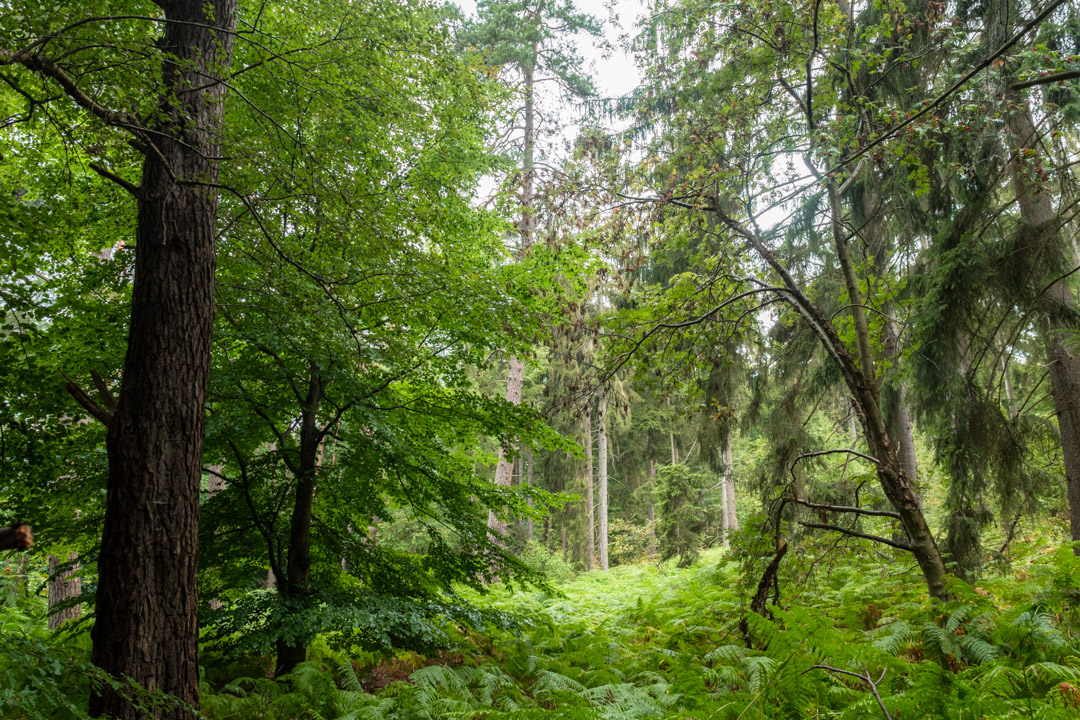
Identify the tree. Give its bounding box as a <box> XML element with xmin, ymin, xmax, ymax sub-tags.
<box><xmin>2</xmin><ymin>1</ymin><xmax>237</xmax><ymax>714</ymax></box>
<box><xmin>617</xmin><ymin>0</ymin><xmax>959</xmax><ymax>596</ymax></box>
<box><xmin>189</xmin><ymin>0</ymin><xmax>572</xmax><ymax>675</ymax></box>
<box><xmin>463</xmin><ymin>0</ymin><xmax>602</xmax><ymax>545</ymax></box>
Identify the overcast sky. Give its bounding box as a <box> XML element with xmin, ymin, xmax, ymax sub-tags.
<box><xmin>453</xmin><ymin>0</ymin><xmax>648</xmax><ymax>102</ymax></box>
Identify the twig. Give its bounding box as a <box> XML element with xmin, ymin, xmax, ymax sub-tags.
<box><xmin>804</xmin><ymin>665</ymin><xmax>892</xmax><ymax>720</ymax></box>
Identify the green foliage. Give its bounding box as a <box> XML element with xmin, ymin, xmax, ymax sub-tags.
<box><xmin>654</xmin><ymin>463</ymin><xmax>708</xmax><ymax>567</ymax></box>
<box><xmin>607</xmin><ymin>518</ymin><xmax>654</xmax><ymax>566</ymax></box>
<box><xmin>193</xmin><ymin>542</ymin><xmax>1080</xmax><ymax>719</ymax></box>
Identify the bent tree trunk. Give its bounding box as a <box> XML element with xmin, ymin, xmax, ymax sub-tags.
<box><xmin>713</xmin><ymin>208</ymin><xmax>949</xmax><ymax>599</ymax></box>
<box><xmin>276</xmin><ymin>371</ymin><xmax>325</xmax><ymax>677</ymax></box>
<box><xmin>90</xmin><ymin>2</ymin><xmax>237</xmax><ymax>717</ymax></box>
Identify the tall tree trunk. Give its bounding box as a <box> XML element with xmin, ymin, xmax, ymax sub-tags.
<box><xmin>1005</xmin><ymin>91</ymin><xmax>1080</xmax><ymax>549</ymax></box>
<box><xmin>597</xmin><ymin>390</ymin><xmax>609</xmax><ymax>570</ymax></box>
<box><xmin>721</xmin><ymin>431</ymin><xmax>738</xmax><ymax>545</ymax></box>
<box><xmin>276</xmin><ymin>371</ymin><xmax>324</xmax><ymax>677</ymax></box>
<box><xmin>90</xmin><ymin>2</ymin><xmax>236</xmax><ymax>716</ymax></box>
<box><xmin>584</xmin><ymin>405</ymin><xmax>595</xmax><ymax>570</ymax></box>
<box><xmin>646</xmin><ymin>458</ymin><xmax>657</xmax><ymax>554</ymax></box>
<box><xmin>488</xmin><ymin>60</ymin><xmax>536</xmax><ymax>543</ymax></box>
<box><xmin>524</xmin><ymin>445</ymin><xmax>535</xmax><ymax>541</ymax></box>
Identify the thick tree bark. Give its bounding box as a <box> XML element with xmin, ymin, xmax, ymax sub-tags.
<box><xmin>584</xmin><ymin>405</ymin><xmax>596</xmax><ymax>570</ymax></box>
<box><xmin>48</xmin><ymin>553</ymin><xmax>81</xmax><ymax>630</ymax></box>
<box><xmin>597</xmin><ymin>390</ymin><xmax>609</xmax><ymax>570</ymax></box>
<box><xmin>90</xmin><ymin>2</ymin><xmax>236</xmax><ymax>717</ymax></box>
<box><xmin>275</xmin><ymin>371</ymin><xmax>324</xmax><ymax>677</ymax></box>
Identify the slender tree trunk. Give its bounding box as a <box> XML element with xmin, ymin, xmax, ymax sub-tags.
<box><xmin>1002</xmin><ymin>355</ymin><xmax>1018</xmax><ymax>419</ymax></box>
<box><xmin>598</xmin><ymin>390</ymin><xmax>609</xmax><ymax>570</ymax></box>
<box><xmin>721</xmin><ymin>431</ymin><xmax>738</xmax><ymax>545</ymax></box>
<box><xmin>718</xmin><ymin>209</ymin><xmax>949</xmax><ymax>598</ymax></box>
<box><xmin>525</xmin><ymin>445</ymin><xmax>535</xmax><ymax>541</ymax></box>
<box><xmin>90</xmin><ymin>2</ymin><xmax>236</xmax><ymax>716</ymax></box>
<box><xmin>828</xmin><ymin>181</ymin><xmax>946</xmax><ymax>596</ymax></box>
<box><xmin>275</xmin><ymin>371</ymin><xmax>324</xmax><ymax>677</ymax></box>
<box><xmin>828</xmin><ymin>184</ymin><xmax>876</xmax><ymax>390</ymax></box>
<box><xmin>646</xmin><ymin>458</ymin><xmax>657</xmax><ymax>554</ymax></box>
<box><xmin>207</xmin><ymin>465</ymin><xmax>225</xmax><ymax>610</ymax></box>
<box><xmin>488</xmin><ymin>60</ymin><xmax>536</xmax><ymax>543</ymax></box>
<box><xmin>584</xmin><ymin>405</ymin><xmax>595</xmax><ymax>570</ymax></box>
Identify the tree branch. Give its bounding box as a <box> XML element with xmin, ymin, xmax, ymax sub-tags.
<box><xmin>790</xmin><ymin>497</ymin><xmax>900</xmax><ymax>519</ymax></box>
<box><xmin>804</xmin><ymin>666</ymin><xmax>892</xmax><ymax>720</ymax></box>
<box><xmin>1010</xmin><ymin>68</ymin><xmax>1080</xmax><ymax>90</ymax></box>
<box><xmin>61</xmin><ymin>372</ymin><xmax>113</xmax><ymax>428</ymax></box>
<box><xmin>88</xmin><ymin>162</ymin><xmax>141</xmax><ymax>198</ymax></box>
<box><xmin>798</xmin><ymin>521</ymin><xmax>910</xmax><ymax>551</ymax></box>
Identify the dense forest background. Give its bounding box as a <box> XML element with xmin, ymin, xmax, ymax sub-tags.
<box><xmin>2</xmin><ymin>0</ymin><xmax>1080</xmax><ymax>717</ymax></box>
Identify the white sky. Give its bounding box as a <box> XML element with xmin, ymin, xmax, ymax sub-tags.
<box><xmin>453</xmin><ymin>0</ymin><xmax>648</xmax><ymax>113</ymax></box>
<box><xmin>454</xmin><ymin>0</ymin><xmax>648</xmax><ymax>202</ymax></box>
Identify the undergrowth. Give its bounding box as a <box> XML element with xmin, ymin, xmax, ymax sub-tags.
<box><xmin>197</xmin><ymin>536</ymin><xmax>1080</xmax><ymax>719</ymax></box>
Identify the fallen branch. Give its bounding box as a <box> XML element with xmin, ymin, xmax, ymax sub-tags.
<box><xmin>743</xmin><ymin>540</ymin><xmax>788</xmax><ymax>648</ymax></box>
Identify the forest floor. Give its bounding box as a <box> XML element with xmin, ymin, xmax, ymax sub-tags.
<box><xmin>199</xmin><ymin>534</ymin><xmax>1080</xmax><ymax>719</ymax></box>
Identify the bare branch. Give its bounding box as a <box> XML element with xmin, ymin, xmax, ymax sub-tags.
<box><xmin>798</xmin><ymin>521</ymin><xmax>910</xmax><ymax>551</ymax></box>
<box><xmin>803</xmin><ymin>666</ymin><xmax>892</xmax><ymax>720</ymax></box>
<box><xmin>790</xmin><ymin>497</ymin><xmax>900</xmax><ymax>519</ymax></box>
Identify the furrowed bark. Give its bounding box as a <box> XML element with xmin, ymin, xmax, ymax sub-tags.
<box><xmin>90</xmin><ymin>2</ymin><xmax>237</xmax><ymax>716</ymax></box>
<box><xmin>487</xmin><ymin>57</ymin><xmax>535</xmax><ymax>545</ymax></box>
<box><xmin>1005</xmin><ymin>91</ymin><xmax>1080</xmax><ymax>549</ymax></box>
